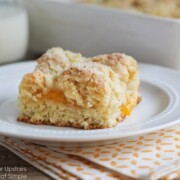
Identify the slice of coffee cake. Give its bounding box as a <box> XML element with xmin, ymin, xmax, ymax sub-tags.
<box><xmin>18</xmin><ymin>47</ymin><xmax>141</xmax><ymax>129</ymax></box>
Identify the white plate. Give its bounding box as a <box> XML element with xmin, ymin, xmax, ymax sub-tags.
<box><xmin>0</xmin><ymin>61</ymin><xmax>180</xmax><ymax>146</ymax></box>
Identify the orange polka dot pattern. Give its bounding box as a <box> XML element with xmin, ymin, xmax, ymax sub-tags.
<box><xmin>0</xmin><ymin>124</ymin><xmax>180</xmax><ymax>180</ymax></box>
<box><xmin>0</xmin><ymin>136</ymin><xmax>119</xmax><ymax>180</ymax></box>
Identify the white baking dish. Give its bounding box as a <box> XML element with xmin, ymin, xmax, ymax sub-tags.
<box><xmin>22</xmin><ymin>0</ymin><xmax>180</xmax><ymax>70</ymax></box>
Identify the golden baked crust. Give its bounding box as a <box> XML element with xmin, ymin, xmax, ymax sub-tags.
<box><xmin>18</xmin><ymin>114</ymin><xmax>126</xmax><ymax>129</ymax></box>
<box><xmin>80</xmin><ymin>0</ymin><xmax>180</xmax><ymax>18</ymax></box>
<box><xmin>18</xmin><ymin>47</ymin><xmax>141</xmax><ymax>129</ymax></box>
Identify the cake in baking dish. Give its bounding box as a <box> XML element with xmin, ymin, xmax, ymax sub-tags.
<box><xmin>18</xmin><ymin>47</ymin><xmax>141</xmax><ymax>129</ymax></box>
<box><xmin>80</xmin><ymin>0</ymin><xmax>180</xmax><ymax>18</ymax></box>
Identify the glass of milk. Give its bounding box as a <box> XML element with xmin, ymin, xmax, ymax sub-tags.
<box><xmin>0</xmin><ymin>0</ymin><xmax>28</xmax><ymax>64</ymax></box>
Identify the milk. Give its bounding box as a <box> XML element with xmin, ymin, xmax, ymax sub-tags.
<box><xmin>0</xmin><ymin>6</ymin><xmax>28</xmax><ymax>64</ymax></box>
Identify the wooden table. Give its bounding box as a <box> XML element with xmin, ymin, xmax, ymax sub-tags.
<box><xmin>0</xmin><ymin>145</ymin><xmax>52</xmax><ymax>180</ymax></box>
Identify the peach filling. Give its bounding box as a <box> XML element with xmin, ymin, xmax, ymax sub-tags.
<box><xmin>121</xmin><ymin>102</ymin><xmax>136</xmax><ymax>116</ymax></box>
<box><xmin>121</xmin><ymin>105</ymin><xmax>131</xmax><ymax>116</ymax></box>
<box><xmin>43</xmin><ymin>89</ymin><xmax>66</xmax><ymax>103</ymax></box>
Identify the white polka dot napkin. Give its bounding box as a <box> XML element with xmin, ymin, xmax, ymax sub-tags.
<box><xmin>0</xmin><ymin>124</ymin><xmax>180</xmax><ymax>180</ymax></box>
